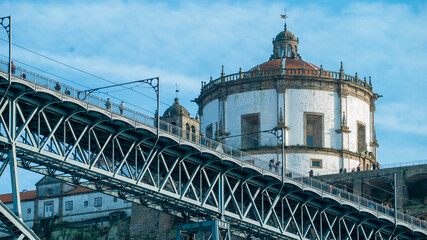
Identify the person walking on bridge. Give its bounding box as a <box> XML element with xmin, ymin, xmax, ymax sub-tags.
<box><xmin>119</xmin><ymin>101</ymin><xmax>125</xmax><ymax>115</ymax></box>
<box><xmin>275</xmin><ymin>160</ymin><xmax>281</xmax><ymax>174</ymax></box>
<box><xmin>11</xmin><ymin>61</ymin><xmax>16</xmax><ymax>75</ymax></box>
<box><xmin>105</xmin><ymin>98</ymin><xmax>112</xmax><ymax>110</ymax></box>
<box><xmin>269</xmin><ymin>158</ymin><xmax>275</xmax><ymax>171</ymax></box>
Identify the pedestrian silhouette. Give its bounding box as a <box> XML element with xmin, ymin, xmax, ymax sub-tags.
<box><xmin>119</xmin><ymin>101</ymin><xmax>124</xmax><ymax>115</ymax></box>
<box><xmin>105</xmin><ymin>98</ymin><xmax>112</xmax><ymax>110</ymax></box>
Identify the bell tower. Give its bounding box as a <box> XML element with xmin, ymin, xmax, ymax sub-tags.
<box><xmin>270</xmin><ymin>12</ymin><xmax>299</xmax><ymax>60</ymax></box>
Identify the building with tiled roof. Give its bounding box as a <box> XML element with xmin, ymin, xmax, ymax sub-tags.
<box><xmin>0</xmin><ymin>190</ymin><xmax>36</xmax><ymax>204</ymax></box>
<box><xmin>194</xmin><ymin>23</ymin><xmax>380</xmax><ymax>176</ymax></box>
<box><xmin>0</xmin><ymin>176</ymin><xmax>131</xmax><ymax>238</ymax></box>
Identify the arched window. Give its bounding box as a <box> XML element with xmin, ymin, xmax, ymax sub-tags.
<box><xmin>191</xmin><ymin>126</ymin><xmax>196</xmax><ymax>141</ymax></box>
<box><xmin>286</xmin><ymin>45</ymin><xmax>292</xmax><ymax>58</ymax></box>
<box><xmin>280</xmin><ymin>46</ymin><xmax>284</xmax><ymax>57</ymax></box>
<box><xmin>186</xmin><ymin>123</ymin><xmax>190</xmax><ymax>139</ymax></box>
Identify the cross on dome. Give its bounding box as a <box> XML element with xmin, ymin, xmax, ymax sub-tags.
<box><xmin>281</xmin><ymin>8</ymin><xmax>288</xmax><ymax>31</ymax></box>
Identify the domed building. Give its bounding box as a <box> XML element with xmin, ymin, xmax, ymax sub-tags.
<box><xmin>161</xmin><ymin>97</ymin><xmax>200</xmax><ymax>140</ymax></box>
<box><xmin>194</xmin><ymin>24</ymin><xmax>380</xmax><ymax>176</ymax></box>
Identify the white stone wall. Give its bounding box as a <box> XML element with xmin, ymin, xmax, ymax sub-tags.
<box><xmin>62</xmin><ymin>192</ymin><xmax>132</xmax><ymax>223</ymax></box>
<box><xmin>201</xmin><ymin>99</ymin><xmax>219</xmax><ymax>135</ymax></box>
<box><xmin>286</xmin><ymin>89</ymin><xmax>340</xmax><ymax>148</ymax></box>
<box><xmin>251</xmin><ymin>152</ymin><xmax>361</xmax><ymax>176</ymax></box>
<box><xmin>3</xmin><ymin>200</ymin><xmax>35</xmax><ymax>229</ymax></box>
<box><xmin>346</xmin><ymin>95</ymin><xmax>371</xmax><ymax>153</ymax></box>
<box><xmin>0</xmin><ymin>191</ymin><xmax>132</xmax><ymax>238</ymax></box>
<box><xmin>21</xmin><ymin>201</ymin><xmax>35</xmax><ymax>227</ymax></box>
<box><xmin>225</xmin><ymin>89</ymin><xmax>278</xmax><ymax>147</ymax></box>
<box><xmin>37</xmin><ymin>198</ymin><xmax>60</xmax><ymax>218</ymax></box>
<box><xmin>200</xmin><ymin>87</ymin><xmax>373</xmax><ymax>174</ymax></box>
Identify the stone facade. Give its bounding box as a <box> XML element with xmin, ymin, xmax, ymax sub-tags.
<box><xmin>194</xmin><ymin>26</ymin><xmax>380</xmax><ymax>176</ymax></box>
<box><xmin>0</xmin><ymin>177</ymin><xmax>132</xmax><ymax>239</ymax></box>
<box><xmin>161</xmin><ymin>97</ymin><xmax>200</xmax><ymax>140</ymax></box>
<box><xmin>129</xmin><ymin>204</ymin><xmax>181</xmax><ymax>240</ymax></box>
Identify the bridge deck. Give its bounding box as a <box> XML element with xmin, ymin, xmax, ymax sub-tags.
<box><xmin>0</xmin><ymin>61</ymin><xmax>426</xmax><ymax>239</ymax></box>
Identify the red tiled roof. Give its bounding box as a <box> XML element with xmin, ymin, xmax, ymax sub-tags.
<box><xmin>0</xmin><ymin>190</ymin><xmax>37</xmax><ymax>204</ymax></box>
<box><xmin>252</xmin><ymin>58</ymin><xmax>319</xmax><ymax>71</ymax></box>
<box><xmin>64</xmin><ymin>186</ymin><xmax>93</xmax><ymax>195</ymax></box>
<box><xmin>285</xmin><ymin>58</ymin><xmax>319</xmax><ymax>70</ymax></box>
<box><xmin>0</xmin><ymin>185</ymin><xmax>96</xmax><ymax>204</ymax></box>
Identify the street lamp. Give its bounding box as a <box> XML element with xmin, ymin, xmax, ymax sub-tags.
<box><xmin>84</xmin><ymin>77</ymin><xmax>160</xmax><ymax>137</ymax></box>
<box><xmin>0</xmin><ymin>16</ymin><xmax>21</xmax><ymax>219</ymax></box>
<box><xmin>267</xmin><ymin>122</ymin><xmax>289</xmax><ymax>179</ymax></box>
<box><xmin>0</xmin><ymin>16</ymin><xmax>11</xmax><ymax>83</ymax></box>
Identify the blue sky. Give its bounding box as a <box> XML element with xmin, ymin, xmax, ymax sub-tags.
<box><xmin>0</xmin><ymin>0</ymin><xmax>426</xmax><ymax>193</ymax></box>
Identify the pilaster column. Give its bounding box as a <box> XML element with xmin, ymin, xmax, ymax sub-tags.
<box><xmin>336</xmin><ymin>81</ymin><xmax>350</xmax><ymax>170</ymax></box>
<box><xmin>369</xmin><ymin>98</ymin><xmax>378</xmax><ymax>158</ymax></box>
<box><xmin>353</xmin><ymin>178</ymin><xmax>363</xmax><ymax>196</ymax></box>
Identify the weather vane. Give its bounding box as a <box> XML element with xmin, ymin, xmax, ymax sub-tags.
<box><xmin>281</xmin><ymin>8</ymin><xmax>288</xmax><ymax>30</ymax></box>
<box><xmin>175</xmin><ymin>83</ymin><xmax>179</xmax><ymax>98</ymax></box>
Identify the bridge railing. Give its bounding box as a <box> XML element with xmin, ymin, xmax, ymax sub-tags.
<box><xmin>0</xmin><ymin>60</ymin><xmax>425</xmax><ymax>230</ymax></box>
<box><xmin>381</xmin><ymin>159</ymin><xmax>427</xmax><ymax>169</ymax></box>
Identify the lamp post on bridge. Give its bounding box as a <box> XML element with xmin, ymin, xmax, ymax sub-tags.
<box><xmin>267</xmin><ymin>119</ymin><xmax>289</xmax><ymax>180</ymax></box>
<box><xmin>0</xmin><ymin>16</ymin><xmax>21</xmax><ymax>219</ymax></box>
<box><xmin>84</xmin><ymin>77</ymin><xmax>160</xmax><ymax>137</ymax></box>
<box><xmin>0</xmin><ymin>16</ymin><xmax>11</xmax><ymax>83</ymax></box>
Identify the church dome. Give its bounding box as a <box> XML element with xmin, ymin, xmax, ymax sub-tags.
<box><xmin>275</xmin><ymin>30</ymin><xmax>296</xmax><ymax>41</ymax></box>
<box><xmin>163</xmin><ymin>98</ymin><xmax>190</xmax><ymax>117</ymax></box>
<box><xmin>271</xmin><ymin>26</ymin><xmax>299</xmax><ymax>60</ymax></box>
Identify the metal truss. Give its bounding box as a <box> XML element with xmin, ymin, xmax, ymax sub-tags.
<box><xmin>0</xmin><ymin>73</ymin><xmax>425</xmax><ymax>240</ymax></box>
<box><xmin>177</xmin><ymin>220</ymin><xmax>231</xmax><ymax>240</ymax></box>
<box><xmin>0</xmin><ymin>200</ymin><xmax>39</xmax><ymax>240</ymax></box>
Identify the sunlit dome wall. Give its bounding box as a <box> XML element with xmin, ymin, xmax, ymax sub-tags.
<box><xmin>194</xmin><ymin>24</ymin><xmax>380</xmax><ymax>176</ymax></box>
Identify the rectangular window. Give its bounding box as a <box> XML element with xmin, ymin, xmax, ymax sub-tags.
<box><xmin>241</xmin><ymin>113</ymin><xmax>260</xmax><ymax>149</ymax></box>
<box><xmin>27</xmin><ymin>208</ymin><xmax>31</xmax><ymax>214</ymax></box>
<box><xmin>205</xmin><ymin>124</ymin><xmax>213</xmax><ymax>139</ymax></box>
<box><xmin>65</xmin><ymin>201</ymin><xmax>73</xmax><ymax>211</ymax></box>
<box><xmin>305</xmin><ymin>113</ymin><xmax>323</xmax><ymax>147</ymax></box>
<box><xmin>357</xmin><ymin>122</ymin><xmax>366</xmax><ymax>153</ymax></box>
<box><xmin>84</xmin><ymin>201</ymin><xmax>88</xmax><ymax>207</ymax></box>
<box><xmin>94</xmin><ymin>197</ymin><xmax>102</xmax><ymax>207</ymax></box>
<box><xmin>44</xmin><ymin>201</ymin><xmax>53</xmax><ymax>218</ymax></box>
<box><xmin>311</xmin><ymin>159</ymin><xmax>323</xmax><ymax>168</ymax></box>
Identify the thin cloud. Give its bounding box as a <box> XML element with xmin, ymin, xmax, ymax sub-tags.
<box><xmin>377</xmin><ymin>103</ymin><xmax>427</xmax><ymax>136</ymax></box>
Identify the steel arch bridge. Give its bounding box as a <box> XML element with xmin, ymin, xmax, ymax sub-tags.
<box><xmin>0</xmin><ymin>65</ymin><xmax>426</xmax><ymax>240</ymax></box>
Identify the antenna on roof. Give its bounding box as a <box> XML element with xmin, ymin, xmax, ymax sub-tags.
<box><xmin>281</xmin><ymin>8</ymin><xmax>288</xmax><ymax>31</ymax></box>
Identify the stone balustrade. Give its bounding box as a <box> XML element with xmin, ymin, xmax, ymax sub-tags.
<box><xmin>201</xmin><ymin>66</ymin><xmax>373</xmax><ymax>93</ymax></box>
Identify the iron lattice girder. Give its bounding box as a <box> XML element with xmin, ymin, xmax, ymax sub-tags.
<box><xmin>0</xmin><ymin>200</ymin><xmax>39</xmax><ymax>240</ymax></box>
<box><xmin>0</xmin><ymin>75</ymin><xmax>426</xmax><ymax>240</ymax></box>
<box><xmin>177</xmin><ymin>220</ymin><xmax>232</xmax><ymax>240</ymax></box>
